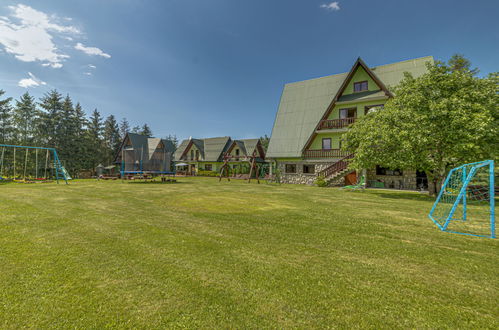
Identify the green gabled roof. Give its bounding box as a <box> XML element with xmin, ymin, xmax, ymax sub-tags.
<box><xmin>175</xmin><ymin>136</ymin><xmax>232</xmax><ymax>162</ymax></box>
<box><xmin>337</xmin><ymin>90</ymin><xmax>386</xmax><ymax>103</ymax></box>
<box><xmin>174</xmin><ymin>139</ymin><xmax>190</xmax><ymax>160</ymax></box>
<box><xmin>239</xmin><ymin>139</ymin><xmax>260</xmax><ymax>156</ymax></box>
<box><xmin>266</xmin><ymin>56</ymin><xmax>434</xmax><ymax>158</ymax></box>
<box><xmin>203</xmin><ymin>137</ymin><xmax>231</xmax><ymax>161</ymax></box>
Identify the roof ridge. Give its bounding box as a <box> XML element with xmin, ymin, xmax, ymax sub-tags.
<box><xmin>284</xmin><ymin>55</ymin><xmax>433</xmax><ymax>87</ymax></box>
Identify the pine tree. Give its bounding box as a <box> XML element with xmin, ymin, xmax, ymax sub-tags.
<box><xmin>72</xmin><ymin>102</ymin><xmax>88</xmax><ymax>175</ymax></box>
<box><xmin>0</xmin><ymin>90</ymin><xmax>13</xmax><ymax>144</ymax></box>
<box><xmin>13</xmin><ymin>92</ymin><xmax>37</xmax><ymax>145</ymax></box>
<box><xmin>103</xmin><ymin>115</ymin><xmax>121</xmax><ymax>164</ymax></box>
<box><xmin>119</xmin><ymin>117</ymin><xmax>130</xmax><ymax>139</ymax></box>
<box><xmin>165</xmin><ymin>134</ymin><xmax>179</xmax><ymax>149</ymax></box>
<box><xmin>57</xmin><ymin>95</ymin><xmax>78</xmax><ymax>173</ymax></box>
<box><xmin>131</xmin><ymin>125</ymin><xmax>141</xmax><ymax>134</ymax></box>
<box><xmin>38</xmin><ymin>90</ymin><xmax>63</xmax><ymax>148</ymax></box>
<box><xmin>86</xmin><ymin>109</ymin><xmax>104</xmax><ymax>170</ymax></box>
<box><xmin>140</xmin><ymin>123</ymin><xmax>153</xmax><ymax>137</ymax></box>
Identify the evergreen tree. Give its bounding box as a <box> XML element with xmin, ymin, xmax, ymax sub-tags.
<box><xmin>259</xmin><ymin>134</ymin><xmax>270</xmax><ymax>150</ymax></box>
<box><xmin>140</xmin><ymin>123</ymin><xmax>153</xmax><ymax>137</ymax></box>
<box><xmin>13</xmin><ymin>92</ymin><xmax>37</xmax><ymax>145</ymax></box>
<box><xmin>448</xmin><ymin>54</ymin><xmax>479</xmax><ymax>75</ymax></box>
<box><xmin>103</xmin><ymin>115</ymin><xmax>121</xmax><ymax>164</ymax></box>
<box><xmin>86</xmin><ymin>109</ymin><xmax>104</xmax><ymax>170</ymax></box>
<box><xmin>0</xmin><ymin>90</ymin><xmax>13</xmax><ymax>144</ymax></box>
<box><xmin>131</xmin><ymin>125</ymin><xmax>141</xmax><ymax>134</ymax></box>
<box><xmin>72</xmin><ymin>102</ymin><xmax>88</xmax><ymax>175</ymax></box>
<box><xmin>38</xmin><ymin>90</ymin><xmax>63</xmax><ymax>147</ymax></box>
<box><xmin>57</xmin><ymin>95</ymin><xmax>79</xmax><ymax>173</ymax></box>
<box><xmin>165</xmin><ymin>134</ymin><xmax>179</xmax><ymax>149</ymax></box>
<box><xmin>119</xmin><ymin>117</ymin><xmax>130</xmax><ymax>139</ymax></box>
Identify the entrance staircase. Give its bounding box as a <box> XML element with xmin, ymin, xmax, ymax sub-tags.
<box><xmin>317</xmin><ymin>154</ymin><xmax>354</xmax><ymax>183</ymax></box>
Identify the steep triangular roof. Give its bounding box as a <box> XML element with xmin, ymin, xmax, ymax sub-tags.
<box><xmin>175</xmin><ymin>137</ymin><xmax>232</xmax><ymax>162</ymax></box>
<box><xmin>114</xmin><ymin>133</ymin><xmax>175</xmax><ymax>163</ymax></box>
<box><xmin>266</xmin><ymin>56</ymin><xmax>434</xmax><ymax>158</ymax></box>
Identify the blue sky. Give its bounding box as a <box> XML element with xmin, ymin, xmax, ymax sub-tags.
<box><xmin>0</xmin><ymin>0</ymin><xmax>497</xmax><ymax>141</ymax></box>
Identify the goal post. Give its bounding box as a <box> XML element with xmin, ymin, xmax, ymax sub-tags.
<box><xmin>429</xmin><ymin>160</ymin><xmax>495</xmax><ymax>238</ymax></box>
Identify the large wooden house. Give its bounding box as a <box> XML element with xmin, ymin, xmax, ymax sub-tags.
<box><xmin>266</xmin><ymin>56</ymin><xmax>434</xmax><ymax>189</ymax></box>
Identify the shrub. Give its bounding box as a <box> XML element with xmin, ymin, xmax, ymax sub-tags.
<box><xmin>197</xmin><ymin>170</ymin><xmax>219</xmax><ymax>177</ymax></box>
<box><xmin>314</xmin><ymin>175</ymin><xmax>328</xmax><ymax>187</ymax></box>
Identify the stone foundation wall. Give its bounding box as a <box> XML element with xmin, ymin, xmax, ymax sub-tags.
<box><xmin>366</xmin><ymin>169</ymin><xmax>419</xmax><ymax>190</ymax></box>
<box><xmin>278</xmin><ymin>161</ymin><xmax>332</xmax><ymax>185</ymax></box>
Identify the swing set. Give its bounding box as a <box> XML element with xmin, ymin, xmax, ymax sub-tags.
<box><xmin>218</xmin><ymin>150</ymin><xmax>264</xmax><ymax>184</ymax></box>
<box><xmin>0</xmin><ymin>144</ymin><xmax>69</xmax><ymax>184</ymax></box>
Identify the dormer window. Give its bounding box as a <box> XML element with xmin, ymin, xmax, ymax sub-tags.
<box><xmin>353</xmin><ymin>81</ymin><xmax>368</xmax><ymax>92</ymax></box>
<box><xmin>235</xmin><ymin>149</ymin><xmax>240</xmax><ymax>156</ymax></box>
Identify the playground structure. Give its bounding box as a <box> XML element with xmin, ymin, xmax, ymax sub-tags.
<box><xmin>219</xmin><ymin>151</ymin><xmax>266</xmax><ymax>183</ymax></box>
<box><xmin>117</xmin><ymin>135</ymin><xmax>175</xmax><ymax>181</ymax></box>
<box><xmin>0</xmin><ymin>144</ymin><xmax>70</xmax><ymax>184</ymax></box>
<box><xmin>429</xmin><ymin>160</ymin><xmax>495</xmax><ymax>238</ymax></box>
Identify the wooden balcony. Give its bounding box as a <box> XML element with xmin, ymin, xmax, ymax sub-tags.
<box><xmin>318</xmin><ymin>117</ymin><xmax>356</xmax><ymax>130</ymax></box>
<box><xmin>303</xmin><ymin>149</ymin><xmax>350</xmax><ymax>158</ymax></box>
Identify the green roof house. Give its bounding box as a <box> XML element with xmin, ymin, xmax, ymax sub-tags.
<box><xmin>174</xmin><ymin>137</ymin><xmax>266</xmax><ymax>175</ymax></box>
<box><xmin>267</xmin><ymin>56</ymin><xmax>434</xmax><ymax>189</ymax></box>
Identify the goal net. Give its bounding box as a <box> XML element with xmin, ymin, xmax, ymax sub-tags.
<box><xmin>429</xmin><ymin>160</ymin><xmax>495</xmax><ymax>238</ymax></box>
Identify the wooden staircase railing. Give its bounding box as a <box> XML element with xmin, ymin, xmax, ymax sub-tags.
<box><xmin>318</xmin><ymin>154</ymin><xmax>354</xmax><ymax>179</ymax></box>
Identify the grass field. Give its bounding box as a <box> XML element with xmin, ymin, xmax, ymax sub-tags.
<box><xmin>0</xmin><ymin>178</ymin><xmax>497</xmax><ymax>328</ymax></box>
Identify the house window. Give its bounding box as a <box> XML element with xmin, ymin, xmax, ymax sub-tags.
<box><xmin>205</xmin><ymin>164</ymin><xmax>212</xmax><ymax>171</ymax></box>
<box><xmin>303</xmin><ymin>164</ymin><xmax>315</xmax><ymax>174</ymax></box>
<box><xmin>235</xmin><ymin>149</ymin><xmax>240</xmax><ymax>156</ymax></box>
<box><xmin>195</xmin><ymin>150</ymin><xmax>199</xmax><ymax>160</ymax></box>
<box><xmin>365</xmin><ymin>104</ymin><xmax>384</xmax><ymax>115</ymax></box>
<box><xmin>322</xmin><ymin>138</ymin><xmax>332</xmax><ymax>150</ymax></box>
<box><xmin>190</xmin><ymin>150</ymin><xmax>194</xmax><ymax>160</ymax></box>
<box><xmin>285</xmin><ymin>164</ymin><xmax>297</xmax><ymax>173</ymax></box>
<box><xmin>339</xmin><ymin>108</ymin><xmax>357</xmax><ymax>119</ymax></box>
<box><xmin>354</xmin><ymin>81</ymin><xmax>368</xmax><ymax>92</ymax></box>
<box><xmin>376</xmin><ymin>165</ymin><xmax>403</xmax><ymax>176</ymax></box>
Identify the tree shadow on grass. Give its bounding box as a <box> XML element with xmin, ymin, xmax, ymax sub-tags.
<box><xmin>126</xmin><ymin>180</ymin><xmax>191</xmax><ymax>185</ymax></box>
<box><xmin>367</xmin><ymin>189</ymin><xmax>435</xmax><ymax>202</ymax></box>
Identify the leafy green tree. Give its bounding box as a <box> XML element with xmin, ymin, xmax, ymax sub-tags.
<box><xmin>13</xmin><ymin>92</ymin><xmax>37</xmax><ymax>145</ymax></box>
<box><xmin>119</xmin><ymin>117</ymin><xmax>130</xmax><ymax>139</ymax></box>
<box><xmin>103</xmin><ymin>115</ymin><xmax>121</xmax><ymax>164</ymax></box>
<box><xmin>0</xmin><ymin>90</ymin><xmax>13</xmax><ymax>144</ymax></box>
<box><xmin>140</xmin><ymin>124</ymin><xmax>153</xmax><ymax>137</ymax></box>
<box><xmin>343</xmin><ymin>56</ymin><xmax>498</xmax><ymax>196</ymax></box>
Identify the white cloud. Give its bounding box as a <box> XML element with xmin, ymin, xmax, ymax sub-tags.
<box><xmin>84</xmin><ymin>72</ymin><xmax>92</xmax><ymax>76</ymax></box>
<box><xmin>18</xmin><ymin>72</ymin><xmax>47</xmax><ymax>88</ymax></box>
<box><xmin>75</xmin><ymin>42</ymin><xmax>111</xmax><ymax>58</ymax></box>
<box><xmin>320</xmin><ymin>2</ymin><xmax>340</xmax><ymax>11</ymax></box>
<box><xmin>88</xmin><ymin>64</ymin><xmax>96</xmax><ymax>69</ymax></box>
<box><xmin>0</xmin><ymin>4</ymin><xmax>79</xmax><ymax>68</ymax></box>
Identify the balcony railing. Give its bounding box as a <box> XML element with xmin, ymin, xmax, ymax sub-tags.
<box><xmin>318</xmin><ymin>117</ymin><xmax>356</xmax><ymax>130</ymax></box>
<box><xmin>303</xmin><ymin>149</ymin><xmax>350</xmax><ymax>158</ymax></box>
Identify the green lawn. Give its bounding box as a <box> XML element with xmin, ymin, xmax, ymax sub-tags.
<box><xmin>0</xmin><ymin>178</ymin><xmax>497</xmax><ymax>328</ymax></box>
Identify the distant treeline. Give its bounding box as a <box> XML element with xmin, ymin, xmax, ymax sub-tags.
<box><xmin>0</xmin><ymin>89</ymin><xmax>178</xmax><ymax>176</ymax></box>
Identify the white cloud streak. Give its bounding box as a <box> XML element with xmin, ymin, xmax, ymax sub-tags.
<box><xmin>320</xmin><ymin>2</ymin><xmax>341</xmax><ymax>11</ymax></box>
<box><xmin>0</xmin><ymin>4</ymin><xmax>80</xmax><ymax>68</ymax></box>
<box><xmin>75</xmin><ymin>42</ymin><xmax>111</xmax><ymax>58</ymax></box>
<box><xmin>18</xmin><ymin>72</ymin><xmax>47</xmax><ymax>88</ymax></box>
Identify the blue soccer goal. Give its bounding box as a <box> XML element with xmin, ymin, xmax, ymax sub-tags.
<box><xmin>429</xmin><ymin>160</ymin><xmax>495</xmax><ymax>238</ymax></box>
